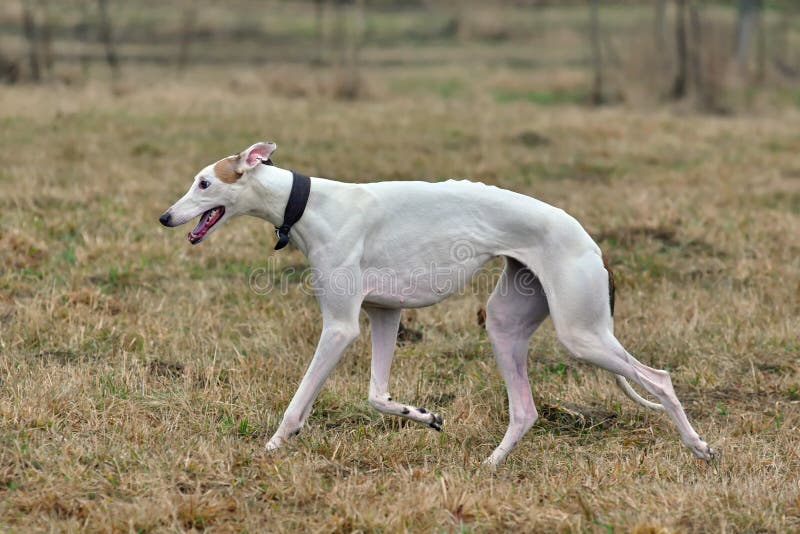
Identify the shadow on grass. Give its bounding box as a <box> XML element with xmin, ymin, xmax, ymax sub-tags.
<box><xmin>537</xmin><ymin>402</ymin><xmax>619</xmax><ymax>435</ymax></box>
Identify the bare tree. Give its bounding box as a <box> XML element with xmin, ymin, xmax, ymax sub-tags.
<box><xmin>97</xmin><ymin>0</ymin><xmax>120</xmax><ymax>79</ymax></box>
<box><xmin>425</xmin><ymin>0</ymin><xmax>470</xmax><ymax>41</ymax></box>
<box><xmin>313</xmin><ymin>0</ymin><xmax>327</xmax><ymax>65</ymax></box>
<box><xmin>0</xmin><ymin>46</ymin><xmax>21</xmax><ymax>84</ymax></box>
<box><xmin>755</xmin><ymin>1</ymin><xmax>766</xmax><ymax>83</ymax></box>
<box><xmin>671</xmin><ymin>0</ymin><xmax>688</xmax><ymax>99</ymax></box>
<box><xmin>345</xmin><ymin>0</ymin><xmax>366</xmax><ymax>99</ymax></box>
<box><xmin>332</xmin><ymin>0</ymin><xmax>366</xmax><ymax>99</ymax></box>
<box><xmin>74</xmin><ymin>0</ymin><xmax>93</xmax><ymax>79</ymax></box>
<box><xmin>654</xmin><ymin>0</ymin><xmax>667</xmax><ymax>53</ymax></box>
<box><xmin>21</xmin><ymin>1</ymin><xmax>40</xmax><ymax>82</ymax></box>
<box><xmin>332</xmin><ymin>0</ymin><xmax>346</xmax><ymax>70</ymax></box>
<box><xmin>176</xmin><ymin>6</ymin><xmax>196</xmax><ymax>74</ymax></box>
<box><xmin>687</xmin><ymin>1</ymin><xmax>711</xmax><ymax>108</ymax></box>
<box><xmin>39</xmin><ymin>2</ymin><xmax>54</xmax><ymax>80</ymax></box>
<box><xmin>455</xmin><ymin>1</ymin><xmax>471</xmax><ymax>42</ymax></box>
<box><xmin>588</xmin><ymin>0</ymin><xmax>604</xmax><ymax>105</ymax></box>
<box><xmin>667</xmin><ymin>1</ymin><xmax>725</xmax><ymax>111</ymax></box>
<box><xmin>773</xmin><ymin>2</ymin><xmax>798</xmax><ymax>77</ymax></box>
<box><xmin>735</xmin><ymin>0</ymin><xmax>761</xmax><ymax>72</ymax></box>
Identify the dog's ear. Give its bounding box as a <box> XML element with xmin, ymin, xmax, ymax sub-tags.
<box><xmin>236</xmin><ymin>142</ymin><xmax>277</xmax><ymax>172</ymax></box>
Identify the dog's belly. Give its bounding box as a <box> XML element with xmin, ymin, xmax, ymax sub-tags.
<box><xmin>361</xmin><ymin>253</ymin><xmax>492</xmax><ymax>308</ymax></box>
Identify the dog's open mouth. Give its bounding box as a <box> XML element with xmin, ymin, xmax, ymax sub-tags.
<box><xmin>188</xmin><ymin>206</ymin><xmax>225</xmax><ymax>244</ymax></box>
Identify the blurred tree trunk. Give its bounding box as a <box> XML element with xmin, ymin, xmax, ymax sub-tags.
<box><xmin>332</xmin><ymin>0</ymin><xmax>365</xmax><ymax>99</ymax></box>
<box><xmin>671</xmin><ymin>0</ymin><xmax>688</xmax><ymax>99</ymax></box>
<box><xmin>75</xmin><ymin>0</ymin><xmax>92</xmax><ymax>79</ymax></box>
<box><xmin>176</xmin><ymin>6</ymin><xmax>196</xmax><ymax>74</ymax></box>
<box><xmin>755</xmin><ymin>2</ymin><xmax>766</xmax><ymax>84</ymax></box>
<box><xmin>21</xmin><ymin>1</ymin><xmax>55</xmax><ymax>83</ymax></box>
<box><xmin>588</xmin><ymin>0</ymin><xmax>604</xmax><ymax>105</ymax></box>
<box><xmin>97</xmin><ymin>0</ymin><xmax>120</xmax><ymax>79</ymax></box>
<box><xmin>773</xmin><ymin>2</ymin><xmax>798</xmax><ymax>77</ymax></box>
<box><xmin>653</xmin><ymin>0</ymin><xmax>670</xmax><ymax>77</ymax></box>
<box><xmin>21</xmin><ymin>2</ymin><xmax>41</xmax><ymax>82</ymax></box>
<box><xmin>455</xmin><ymin>3</ymin><xmax>470</xmax><ymax>42</ymax></box>
<box><xmin>0</xmin><ymin>47</ymin><xmax>21</xmax><ymax>84</ymax></box>
<box><xmin>39</xmin><ymin>2</ymin><xmax>54</xmax><ymax>80</ymax></box>
<box><xmin>654</xmin><ymin>0</ymin><xmax>667</xmax><ymax>52</ymax></box>
<box><xmin>313</xmin><ymin>0</ymin><xmax>326</xmax><ymax>65</ymax></box>
<box><xmin>332</xmin><ymin>0</ymin><xmax>346</xmax><ymax>74</ymax></box>
<box><xmin>735</xmin><ymin>0</ymin><xmax>761</xmax><ymax>73</ymax></box>
<box><xmin>687</xmin><ymin>1</ymin><xmax>710</xmax><ymax>108</ymax></box>
<box><xmin>345</xmin><ymin>0</ymin><xmax>366</xmax><ymax>99</ymax></box>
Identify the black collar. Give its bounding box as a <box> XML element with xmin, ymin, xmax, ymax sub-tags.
<box><xmin>263</xmin><ymin>160</ymin><xmax>310</xmax><ymax>250</ymax></box>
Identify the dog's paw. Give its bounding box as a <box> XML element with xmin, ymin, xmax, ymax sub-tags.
<box><xmin>428</xmin><ymin>412</ymin><xmax>444</xmax><ymax>432</ymax></box>
<box><xmin>690</xmin><ymin>440</ymin><xmax>716</xmax><ymax>463</ymax></box>
<box><xmin>483</xmin><ymin>447</ymin><xmax>509</xmax><ymax>469</ymax></box>
<box><xmin>414</xmin><ymin>407</ymin><xmax>443</xmax><ymax>431</ymax></box>
<box><xmin>266</xmin><ymin>436</ymin><xmax>283</xmax><ymax>452</ymax></box>
<box><xmin>481</xmin><ymin>457</ymin><xmax>499</xmax><ymax>470</ymax></box>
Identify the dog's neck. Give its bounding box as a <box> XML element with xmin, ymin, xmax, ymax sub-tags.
<box><xmin>247</xmin><ymin>165</ymin><xmax>331</xmax><ymax>256</ymax></box>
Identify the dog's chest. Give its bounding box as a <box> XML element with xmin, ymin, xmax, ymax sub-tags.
<box><xmin>360</xmin><ymin>245</ymin><xmax>492</xmax><ymax>308</ymax></box>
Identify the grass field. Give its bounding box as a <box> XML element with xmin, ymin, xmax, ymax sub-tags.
<box><xmin>2</xmin><ymin>3</ymin><xmax>800</xmax><ymax>532</ymax></box>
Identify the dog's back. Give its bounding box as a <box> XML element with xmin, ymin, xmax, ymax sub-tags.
<box><xmin>352</xmin><ymin>178</ymin><xmax>600</xmax><ymax>266</ymax></box>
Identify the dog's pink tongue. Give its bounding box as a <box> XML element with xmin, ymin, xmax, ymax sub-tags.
<box><xmin>189</xmin><ymin>210</ymin><xmax>211</xmax><ymax>239</ymax></box>
<box><xmin>190</xmin><ymin>217</ymin><xmax>206</xmax><ymax>236</ymax></box>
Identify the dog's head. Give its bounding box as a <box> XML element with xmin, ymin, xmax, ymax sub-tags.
<box><xmin>159</xmin><ymin>142</ymin><xmax>277</xmax><ymax>244</ymax></box>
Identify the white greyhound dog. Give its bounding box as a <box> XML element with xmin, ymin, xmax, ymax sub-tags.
<box><xmin>159</xmin><ymin>141</ymin><xmax>714</xmax><ymax>466</ymax></box>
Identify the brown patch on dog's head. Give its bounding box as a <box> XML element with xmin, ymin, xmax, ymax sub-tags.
<box><xmin>212</xmin><ymin>142</ymin><xmax>278</xmax><ymax>183</ymax></box>
<box><xmin>213</xmin><ymin>156</ymin><xmax>242</xmax><ymax>184</ymax></box>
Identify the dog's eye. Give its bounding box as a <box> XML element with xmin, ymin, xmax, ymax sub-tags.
<box><xmin>199</xmin><ymin>180</ymin><xmax>210</xmax><ymax>190</ymax></box>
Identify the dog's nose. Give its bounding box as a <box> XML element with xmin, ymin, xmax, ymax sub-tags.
<box><xmin>159</xmin><ymin>212</ymin><xmax>172</xmax><ymax>227</ymax></box>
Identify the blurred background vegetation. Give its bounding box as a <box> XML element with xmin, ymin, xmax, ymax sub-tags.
<box><xmin>1</xmin><ymin>0</ymin><xmax>799</xmax><ymax>113</ymax></box>
<box><xmin>2</xmin><ymin>4</ymin><xmax>800</xmax><ymax>530</ymax></box>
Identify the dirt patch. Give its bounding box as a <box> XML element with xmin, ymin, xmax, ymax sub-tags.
<box><xmin>476</xmin><ymin>307</ymin><xmax>486</xmax><ymax>328</ymax></box>
<box><xmin>538</xmin><ymin>402</ymin><xmax>618</xmax><ymax>433</ymax></box>
<box><xmin>397</xmin><ymin>322</ymin><xmax>424</xmax><ymax>344</ymax></box>
<box><xmin>32</xmin><ymin>350</ymin><xmax>81</xmax><ymax>365</ymax></box>
<box><xmin>756</xmin><ymin>362</ymin><xmax>797</xmax><ymax>376</ymax></box>
<box><xmin>0</xmin><ymin>230</ymin><xmax>48</xmax><ymax>270</ymax></box>
<box><xmin>596</xmin><ymin>225</ymin><xmax>680</xmax><ymax>248</ymax></box>
<box><xmin>595</xmin><ymin>224</ymin><xmax>726</xmax><ymax>259</ymax></box>
<box><xmin>756</xmin><ymin>191</ymin><xmax>800</xmax><ymax>214</ymax></box>
<box><xmin>514</xmin><ymin>130</ymin><xmax>551</xmax><ymax>148</ymax></box>
<box><xmin>148</xmin><ymin>359</ymin><xmax>186</xmax><ymax>379</ymax></box>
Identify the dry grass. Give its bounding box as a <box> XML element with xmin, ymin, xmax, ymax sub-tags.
<box><xmin>2</xmin><ymin>21</ymin><xmax>800</xmax><ymax>532</ymax></box>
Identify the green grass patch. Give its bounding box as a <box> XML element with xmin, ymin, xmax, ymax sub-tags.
<box><xmin>492</xmin><ymin>87</ymin><xmax>586</xmax><ymax>105</ymax></box>
<box><xmin>518</xmin><ymin>160</ymin><xmax>616</xmax><ymax>184</ymax></box>
<box><xmin>756</xmin><ymin>191</ymin><xmax>800</xmax><ymax>214</ymax></box>
<box><xmin>389</xmin><ymin>77</ymin><xmax>465</xmax><ymax>99</ymax></box>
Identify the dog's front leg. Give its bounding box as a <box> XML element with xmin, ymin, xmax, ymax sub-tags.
<box><xmin>364</xmin><ymin>306</ymin><xmax>443</xmax><ymax>431</ymax></box>
<box><xmin>266</xmin><ymin>296</ymin><xmax>361</xmax><ymax>451</ymax></box>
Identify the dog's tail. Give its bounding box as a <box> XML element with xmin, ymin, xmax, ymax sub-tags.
<box><xmin>603</xmin><ymin>255</ymin><xmax>665</xmax><ymax>411</ymax></box>
<box><xmin>603</xmin><ymin>255</ymin><xmax>615</xmax><ymax>317</ymax></box>
<box><xmin>614</xmin><ymin>375</ymin><xmax>665</xmax><ymax>411</ymax></box>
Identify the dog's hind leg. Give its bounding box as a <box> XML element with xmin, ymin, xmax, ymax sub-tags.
<box><xmin>484</xmin><ymin>257</ymin><xmax>550</xmax><ymax>467</ymax></box>
<box><xmin>364</xmin><ymin>306</ymin><xmax>443</xmax><ymax>430</ymax></box>
<box><xmin>543</xmin><ymin>250</ymin><xmax>714</xmax><ymax>460</ymax></box>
